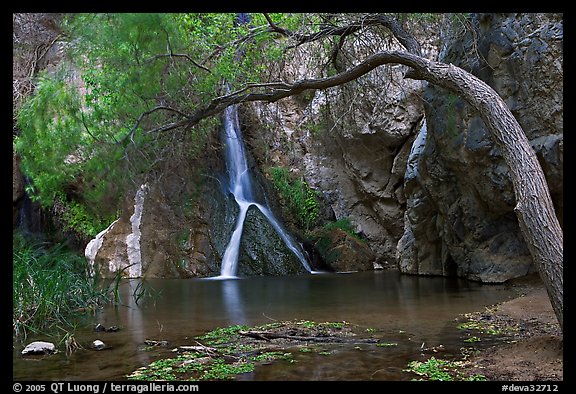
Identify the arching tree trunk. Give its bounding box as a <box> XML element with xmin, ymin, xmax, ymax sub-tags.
<box><xmin>407</xmin><ymin>60</ymin><xmax>563</xmax><ymax>332</ymax></box>
<box><xmin>143</xmin><ymin>49</ymin><xmax>563</xmax><ymax>331</ymax></box>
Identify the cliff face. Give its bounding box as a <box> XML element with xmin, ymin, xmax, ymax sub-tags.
<box><xmin>397</xmin><ymin>13</ymin><xmax>563</xmax><ymax>282</ymax></box>
<box><xmin>242</xmin><ymin>22</ymin><xmax>437</xmax><ymax>270</ymax></box>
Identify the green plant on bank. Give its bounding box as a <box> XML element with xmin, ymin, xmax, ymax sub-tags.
<box><xmin>128</xmin><ymin>323</ymin><xmax>295</xmax><ymax>381</ymax></box>
<box><xmin>267</xmin><ymin>166</ymin><xmax>320</xmax><ymax>231</ymax></box>
<box><xmin>196</xmin><ymin>324</ymin><xmax>251</xmax><ymax>346</ymax></box>
<box><xmin>457</xmin><ymin>317</ymin><xmax>518</xmax><ymax>336</ymax></box>
<box><xmin>405</xmin><ymin>357</ymin><xmax>487</xmax><ymax>381</ymax></box>
<box><xmin>311</xmin><ymin>217</ymin><xmax>366</xmax><ymax>265</ymax></box>
<box><xmin>12</xmin><ymin>233</ymin><xmax>109</xmax><ymax>338</ymax></box>
<box><xmin>127</xmin><ymin>319</ymin><xmax>360</xmax><ymax>380</ymax></box>
<box><xmin>314</xmin><ymin>235</ymin><xmax>341</xmax><ymax>265</ymax></box>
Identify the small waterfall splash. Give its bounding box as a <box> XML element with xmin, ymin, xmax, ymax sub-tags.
<box><xmin>216</xmin><ymin>105</ymin><xmax>312</xmax><ymax>279</ymax></box>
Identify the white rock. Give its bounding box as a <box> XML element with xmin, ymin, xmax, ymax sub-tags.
<box><xmin>22</xmin><ymin>341</ymin><xmax>56</xmax><ymax>355</ymax></box>
<box><xmin>92</xmin><ymin>340</ymin><xmax>106</xmax><ymax>350</ymax></box>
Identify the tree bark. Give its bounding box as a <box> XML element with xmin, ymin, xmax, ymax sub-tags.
<box><xmin>406</xmin><ymin>60</ymin><xmax>563</xmax><ymax>332</ymax></box>
<box><xmin>143</xmin><ymin>50</ymin><xmax>563</xmax><ymax>331</ymax></box>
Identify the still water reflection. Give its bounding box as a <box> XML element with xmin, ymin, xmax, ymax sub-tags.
<box><xmin>13</xmin><ymin>271</ymin><xmax>515</xmax><ymax>380</ymax></box>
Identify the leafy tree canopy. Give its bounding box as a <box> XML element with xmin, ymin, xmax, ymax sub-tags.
<box><xmin>15</xmin><ymin>13</ymin><xmax>317</xmax><ymax>236</ymax></box>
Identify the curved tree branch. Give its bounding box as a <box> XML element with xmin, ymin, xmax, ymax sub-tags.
<box><xmin>263</xmin><ymin>13</ymin><xmax>422</xmax><ymax>56</ymax></box>
<box><xmin>146</xmin><ymin>53</ymin><xmax>211</xmax><ymax>73</ymax></box>
<box><xmin>119</xmin><ymin>105</ymin><xmax>191</xmax><ymax>145</ymax></box>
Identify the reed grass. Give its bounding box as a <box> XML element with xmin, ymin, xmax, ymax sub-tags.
<box><xmin>13</xmin><ymin>233</ymin><xmax>110</xmax><ymax>338</ymax></box>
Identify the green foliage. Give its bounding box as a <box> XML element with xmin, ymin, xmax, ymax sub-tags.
<box><xmin>15</xmin><ymin>70</ymin><xmax>85</xmax><ymax>208</ymax></box>
<box><xmin>406</xmin><ymin>357</ymin><xmax>454</xmax><ymax>381</ymax></box>
<box><xmin>128</xmin><ymin>319</ymin><xmax>357</xmax><ymax>380</ymax></box>
<box><xmin>16</xmin><ymin>13</ymin><xmax>317</xmax><ymax>240</ymax></box>
<box><xmin>12</xmin><ymin>233</ymin><xmax>109</xmax><ymax>338</ymax></box>
<box><xmin>405</xmin><ymin>357</ymin><xmax>487</xmax><ymax>381</ymax></box>
<box><xmin>196</xmin><ymin>324</ymin><xmax>250</xmax><ymax>346</ymax></box>
<box><xmin>322</xmin><ymin>217</ymin><xmax>365</xmax><ymax>241</ymax></box>
<box><xmin>200</xmin><ymin>358</ymin><xmax>255</xmax><ymax>380</ymax></box>
<box><xmin>55</xmin><ymin>196</ymin><xmax>117</xmax><ymax>239</ymax></box>
<box><xmin>268</xmin><ymin>166</ymin><xmax>320</xmax><ymax>231</ymax></box>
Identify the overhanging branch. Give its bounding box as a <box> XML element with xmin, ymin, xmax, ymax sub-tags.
<box><xmin>181</xmin><ymin>50</ymin><xmax>427</xmax><ymax>127</ymax></box>
<box><xmin>146</xmin><ymin>53</ymin><xmax>211</xmax><ymax>73</ymax></box>
<box><xmin>263</xmin><ymin>13</ymin><xmax>422</xmax><ymax>56</ymax></box>
<box><xmin>119</xmin><ymin>106</ymin><xmax>191</xmax><ymax>145</ymax></box>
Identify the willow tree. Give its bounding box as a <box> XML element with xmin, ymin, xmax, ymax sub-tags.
<box><xmin>15</xmin><ymin>13</ymin><xmax>562</xmax><ymax>329</ymax></box>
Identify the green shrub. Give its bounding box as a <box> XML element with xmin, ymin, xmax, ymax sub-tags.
<box><xmin>13</xmin><ymin>233</ymin><xmax>109</xmax><ymax>338</ymax></box>
<box><xmin>268</xmin><ymin>166</ymin><xmax>320</xmax><ymax>231</ymax></box>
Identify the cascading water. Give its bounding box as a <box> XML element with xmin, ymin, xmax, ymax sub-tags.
<box><xmin>217</xmin><ymin>104</ymin><xmax>312</xmax><ymax>278</ymax></box>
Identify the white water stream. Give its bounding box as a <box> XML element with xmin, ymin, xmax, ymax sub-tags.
<box><xmin>216</xmin><ymin>105</ymin><xmax>312</xmax><ymax>278</ymax></box>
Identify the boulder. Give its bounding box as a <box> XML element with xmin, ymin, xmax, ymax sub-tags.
<box><xmin>92</xmin><ymin>340</ymin><xmax>106</xmax><ymax>350</ymax></box>
<box><xmin>312</xmin><ymin>228</ymin><xmax>375</xmax><ymax>272</ymax></box>
<box><xmin>22</xmin><ymin>341</ymin><xmax>56</xmax><ymax>355</ymax></box>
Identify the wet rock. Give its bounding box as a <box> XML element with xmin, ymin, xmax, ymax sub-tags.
<box><xmin>311</xmin><ymin>228</ymin><xmax>375</xmax><ymax>272</ymax></box>
<box><xmin>92</xmin><ymin>340</ymin><xmax>106</xmax><ymax>350</ymax></box>
<box><xmin>95</xmin><ymin>324</ymin><xmax>119</xmax><ymax>332</ymax></box>
<box><xmin>238</xmin><ymin>205</ymin><xmax>309</xmax><ymax>276</ymax></box>
<box><xmin>145</xmin><ymin>339</ymin><xmax>169</xmax><ymax>347</ymax></box>
<box><xmin>22</xmin><ymin>341</ymin><xmax>56</xmax><ymax>355</ymax></box>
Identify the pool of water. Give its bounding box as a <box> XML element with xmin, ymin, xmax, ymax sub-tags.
<box><xmin>13</xmin><ymin>270</ymin><xmax>516</xmax><ymax>381</ymax></box>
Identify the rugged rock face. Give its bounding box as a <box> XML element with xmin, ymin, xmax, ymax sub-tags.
<box><xmin>237</xmin><ymin>205</ymin><xmax>309</xmax><ymax>276</ymax></box>
<box><xmin>397</xmin><ymin>13</ymin><xmax>563</xmax><ymax>282</ymax></box>
<box><xmin>88</xmin><ymin>138</ymin><xmax>229</xmax><ymax>278</ymax></box>
<box><xmin>243</xmin><ymin>23</ymin><xmax>438</xmax><ymax>269</ymax></box>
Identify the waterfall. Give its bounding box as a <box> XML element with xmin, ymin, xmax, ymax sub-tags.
<box><xmin>217</xmin><ymin>105</ymin><xmax>312</xmax><ymax>278</ymax></box>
